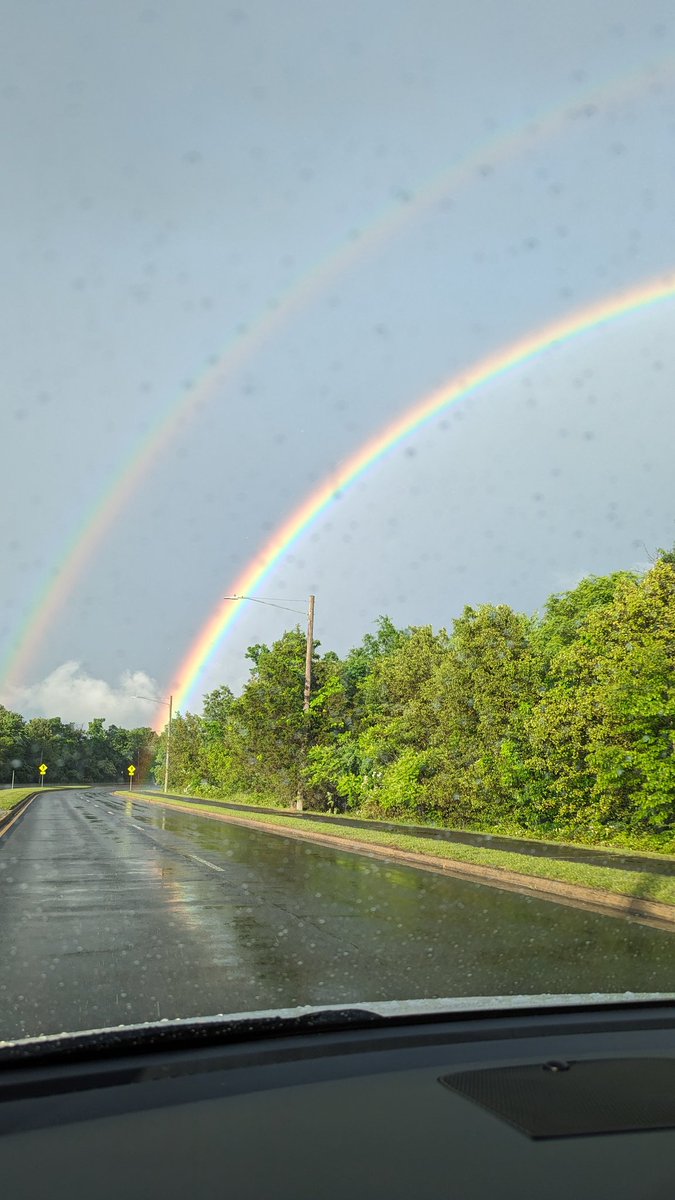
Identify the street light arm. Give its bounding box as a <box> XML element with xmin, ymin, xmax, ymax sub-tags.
<box><xmin>223</xmin><ymin>595</ymin><xmax>307</xmax><ymax>616</ymax></box>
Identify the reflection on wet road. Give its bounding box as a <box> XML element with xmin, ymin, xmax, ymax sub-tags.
<box><xmin>1</xmin><ymin>789</ymin><xmax>673</xmax><ymax>1040</ymax></box>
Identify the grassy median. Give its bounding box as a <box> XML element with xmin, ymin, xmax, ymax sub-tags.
<box><xmin>127</xmin><ymin>792</ymin><xmax>675</xmax><ymax>909</ymax></box>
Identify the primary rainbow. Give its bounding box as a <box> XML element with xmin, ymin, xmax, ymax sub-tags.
<box><xmin>2</xmin><ymin>54</ymin><xmax>672</xmax><ymax>695</ymax></box>
<box><xmin>171</xmin><ymin>271</ymin><xmax>675</xmax><ymax>720</ymax></box>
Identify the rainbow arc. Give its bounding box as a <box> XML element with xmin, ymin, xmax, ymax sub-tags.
<box><xmin>169</xmin><ymin>273</ymin><xmax>675</xmax><ymax>721</ymax></box>
<box><xmin>2</xmin><ymin>56</ymin><xmax>671</xmax><ymax>696</ymax></box>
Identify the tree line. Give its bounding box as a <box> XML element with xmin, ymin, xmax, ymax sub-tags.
<box><xmin>0</xmin><ymin>712</ymin><xmax>158</xmax><ymax>785</ymax></box>
<box><xmin>152</xmin><ymin>553</ymin><xmax>675</xmax><ymax>843</ymax></box>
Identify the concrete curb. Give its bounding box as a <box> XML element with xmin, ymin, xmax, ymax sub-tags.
<box><xmin>0</xmin><ymin>792</ymin><xmax>40</xmax><ymax>839</ymax></box>
<box><xmin>133</xmin><ymin>789</ymin><xmax>675</xmax><ymax>872</ymax></box>
<box><xmin>122</xmin><ymin>793</ymin><xmax>675</xmax><ymax>933</ymax></box>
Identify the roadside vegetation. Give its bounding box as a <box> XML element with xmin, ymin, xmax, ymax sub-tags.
<box><xmin>152</xmin><ymin>553</ymin><xmax>675</xmax><ymax>854</ymax></box>
<box><xmin>2</xmin><ymin>554</ymin><xmax>673</xmax><ymax>857</ymax></box>
<box><xmin>0</xmin><ymin>714</ymin><xmax>157</xmax><ymax>787</ymax></box>
<box><xmin>0</xmin><ymin>787</ymin><xmax>40</xmax><ymax>813</ymax></box>
<box><xmin>0</xmin><ymin>785</ymin><xmax>87</xmax><ymax>813</ymax></box>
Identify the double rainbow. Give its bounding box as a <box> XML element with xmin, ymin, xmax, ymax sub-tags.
<box><xmin>1</xmin><ymin>54</ymin><xmax>671</xmax><ymax>697</ymax></box>
<box><xmin>171</xmin><ymin>272</ymin><xmax>675</xmax><ymax>718</ymax></box>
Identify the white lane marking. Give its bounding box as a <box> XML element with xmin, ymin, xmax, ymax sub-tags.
<box><xmin>187</xmin><ymin>853</ymin><xmax>226</xmax><ymax>873</ymax></box>
<box><xmin>100</xmin><ymin>801</ymin><xmax>226</xmax><ymax>873</ymax></box>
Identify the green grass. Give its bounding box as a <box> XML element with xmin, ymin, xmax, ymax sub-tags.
<box><xmin>128</xmin><ymin>792</ymin><xmax>675</xmax><ymax>909</ymax></box>
<box><xmin>444</xmin><ymin>817</ymin><xmax>675</xmax><ymax>858</ymax></box>
<box><xmin>155</xmin><ymin>786</ymin><xmax>289</xmax><ymax>809</ymax></box>
<box><xmin>0</xmin><ymin>788</ymin><xmax>39</xmax><ymax>813</ymax></box>
<box><xmin>0</xmin><ymin>785</ymin><xmax>87</xmax><ymax>813</ymax></box>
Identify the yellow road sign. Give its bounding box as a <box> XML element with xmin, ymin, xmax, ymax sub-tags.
<box><xmin>39</xmin><ymin>764</ymin><xmax>47</xmax><ymax>775</ymax></box>
<box><xmin>128</xmin><ymin>764</ymin><xmax>136</xmax><ymax>775</ymax></box>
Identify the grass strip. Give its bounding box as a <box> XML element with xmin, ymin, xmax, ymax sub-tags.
<box><xmin>129</xmin><ymin>793</ymin><xmax>675</xmax><ymax>908</ymax></box>
<box><xmin>138</xmin><ymin>788</ymin><xmax>675</xmax><ymax>857</ymax></box>
<box><xmin>0</xmin><ymin>786</ymin><xmax>86</xmax><ymax>812</ymax></box>
<box><xmin>0</xmin><ymin>788</ymin><xmax>38</xmax><ymax>813</ymax></box>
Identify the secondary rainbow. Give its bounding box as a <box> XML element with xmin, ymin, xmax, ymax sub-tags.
<box><xmin>2</xmin><ymin>54</ymin><xmax>672</xmax><ymax>694</ymax></box>
<box><xmin>170</xmin><ymin>271</ymin><xmax>675</xmax><ymax>721</ymax></box>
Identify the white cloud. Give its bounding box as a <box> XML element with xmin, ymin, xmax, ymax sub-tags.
<box><xmin>0</xmin><ymin>662</ymin><xmax>162</xmax><ymax>728</ymax></box>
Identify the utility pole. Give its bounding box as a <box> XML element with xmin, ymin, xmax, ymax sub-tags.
<box><xmin>134</xmin><ymin>692</ymin><xmax>174</xmax><ymax>793</ymax></box>
<box><xmin>163</xmin><ymin>693</ymin><xmax>173</xmax><ymax>794</ymax></box>
<box><xmin>297</xmin><ymin>595</ymin><xmax>315</xmax><ymax>811</ymax></box>
<box><xmin>221</xmin><ymin>593</ymin><xmax>317</xmax><ymax>810</ymax></box>
<box><xmin>303</xmin><ymin>594</ymin><xmax>315</xmax><ymax>713</ymax></box>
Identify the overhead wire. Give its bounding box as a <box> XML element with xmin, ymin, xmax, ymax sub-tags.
<box><xmin>224</xmin><ymin>595</ymin><xmax>308</xmax><ymax>616</ymax></box>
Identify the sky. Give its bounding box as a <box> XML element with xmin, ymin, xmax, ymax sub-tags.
<box><xmin>1</xmin><ymin>0</ymin><xmax>674</xmax><ymax>728</ymax></box>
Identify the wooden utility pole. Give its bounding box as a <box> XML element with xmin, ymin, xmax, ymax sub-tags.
<box><xmin>163</xmin><ymin>694</ymin><xmax>173</xmax><ymax>794</ymax></box>
<box><xmin>297</xmin><ymin>595</ymin><xmax>315</xmax><ymax>812</ymax></box>
<box><xmin>303</xmin><ymin>594</ymin><xmax>315</xmax><ymax>712</ymax></box>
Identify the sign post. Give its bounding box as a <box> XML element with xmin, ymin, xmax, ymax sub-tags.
<box><xmin>39</xmin><ymin>763</ymin><xmax>47</xmax><ymax>787</ymax></box>
<box><xmin>128</xmin><ymin>764</ymin><xmax>136</xmax><ymax>791</ymax></box>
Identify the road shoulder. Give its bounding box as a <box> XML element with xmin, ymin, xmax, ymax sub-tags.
<box><xmin>0</xmin><ymin>791</ymin><xmax>40</xmax><ymax>839</ymax></box>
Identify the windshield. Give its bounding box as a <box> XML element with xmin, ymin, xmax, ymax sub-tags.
<box><xmin>0</xmin><ymin>0</ymin><xmax>673</xmax><ymax>1044</ymax></box>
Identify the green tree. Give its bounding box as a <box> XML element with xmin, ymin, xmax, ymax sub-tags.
<box><xmin>223</xmin><ymin>629</ymin><xmax>346</xmax><ymax>804</ymax></box>
<box><xmin>22</xmin><ymin>717</ymin><xmax>70</xmax><ymax>781</ymax></box>
<box><xmin>109</xmin><ymin>725</ymin><xmax>158</xmax><ymax>782</ymax></box>
<box><xmin>333</xmin><ymin>625</ymin><xmax>449</xmax><ymax>817</ymax></box>
<box><xmin>428</xmin><ymin>604</ymin><xmax>540</xmax><ymax>825</ymax></box>
<box><xmin>198</xmin><ymin>686</ymin><xmax>244</xmax><ymax>794</ymax></box>
<box><xmin>0</xmin><ymin>705</ymin><xmax>26</xmax><ymax>783</ymax></box>
<box><xmin>527</xmin><ymin>559</ymin><xmax>675</xmax><ymax>834</ymax></box>
<box><xmin>153</xmin><ymin>712</ymin><xmax>205</xmax><ymax>793</ymax></box>
<box><xmin>533</xmin><ymin>571</ymin><xmax>636</xmax><ymax>671</ymax></box>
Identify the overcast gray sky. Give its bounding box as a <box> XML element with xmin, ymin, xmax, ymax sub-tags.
<box><xmin>1</xmin><ymin>0</ymin><xmax>674</xmax><ymax>726</ymax></box>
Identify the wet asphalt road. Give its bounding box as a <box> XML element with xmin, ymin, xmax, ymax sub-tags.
<box><xmin>163</xmin><ymin>793</ymin><xmax>675</xmax><ymax>875</ymax></box>
<box><xmin>1</xmin><ymin>788</ymin><xmax>674</xmax><ymax>1042</ymax></box>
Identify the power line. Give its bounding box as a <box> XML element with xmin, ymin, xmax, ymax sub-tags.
<box><xmin>240</xmin><ymin>596</ymin><xmax>306</xmax><ymax>603</ymax></box>
<box><xmin>223</xmin><ymin>595</ymin><xmax>307</xmax><ymax>616</ymax></box>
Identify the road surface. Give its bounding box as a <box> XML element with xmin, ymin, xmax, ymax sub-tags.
<box><xmin>156</xmin><ymin>792</ymin><xmax>675</xmax><ymax>874</ymax></box>
<box><xmin>1</xmin><ymin>788</ymin><xmax>673</xmax><ymax>1041</ymax></box>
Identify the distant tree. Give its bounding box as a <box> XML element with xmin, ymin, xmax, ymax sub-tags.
<box><xmin>22</xmin><ymin>717</ymin><xmax>69</xmax><ymax>780</ymax></box>
<box><xmin>0</xmin><ymin>705</ymin><xmax>26</xmax><ymax>783</ymax></box>
<box><xmin>153</xmin><ymin>712</ymin><xmax>205</xmax><ymax>792</ymax></box>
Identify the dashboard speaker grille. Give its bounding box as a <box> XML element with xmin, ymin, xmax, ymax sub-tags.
<box><xmin>439</xmin><ymin>1057</ymin><xmax>675</xmax><ymax>1138</ymax></box>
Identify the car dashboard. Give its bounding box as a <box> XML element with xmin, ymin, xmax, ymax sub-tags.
<box><xmin>1</xmin><ymin>998</ymin><xmax>674</xmax><ymax>1199</ymax></box>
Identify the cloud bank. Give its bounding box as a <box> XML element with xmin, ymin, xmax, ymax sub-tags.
<box><xmin>0</xmin><ymin>661</ymin><xmax>161</xmax><ymax>728</ymax></box>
